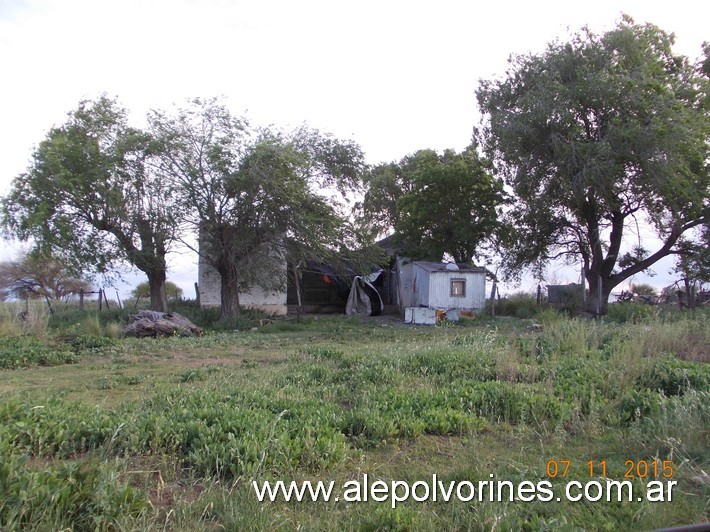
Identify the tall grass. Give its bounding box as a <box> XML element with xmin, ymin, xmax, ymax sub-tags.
<box><xmin>0</xmin><ymin>306</ymin><xmax>708</xmax><ymax>529</ymax></box>
<box><xmin>0</xmin><ymin>300</ymin><xmax>49</xmax><ymax>338</ymax></box>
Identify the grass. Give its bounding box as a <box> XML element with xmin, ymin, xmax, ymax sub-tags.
<box><xmin>0</xmin><ymin>303</ymin><xmax>708</xmax><ymax>530</ymax></box>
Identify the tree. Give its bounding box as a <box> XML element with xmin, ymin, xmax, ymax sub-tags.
<box><xmin>150</xmin><ymin>98</ymin><xmax>369</xmax><ymax>319</ymax></box>
<box><xmin>131</xmin><ymin>280</ymin><xmax>183</xmax><ymax>301</ymax></box>
<box><xmin>360</xmin><ymin>146</ymin><xmax>506</xmax><ymax>263</ymax></box>
<box><xmin>357</xmin><ymin>160</ymin><xmax>414</xmax><ymax>239</ymax></box>
<box><xmin>0</xmin><ymin>251</ymin><xmax>91</xmax><ymax>301</ymax></box>
<box><xmin>2</xmin><ymin>97</ymin><xmax>180</xmax><ymax>312</ymax></box>
<box><xmin>476</xmin><ymin>17</ymin><xmax>709</xmax><ymax>314</ymax></box>
<box><xmin>673</xmin><ymin>224</ymin><xmax>710</xmax><ymax>307</ymax></box>
<box><xmin>628</xmin><ymin>283</ymin><xmax>658</xmax><ymax>299</ymax></box>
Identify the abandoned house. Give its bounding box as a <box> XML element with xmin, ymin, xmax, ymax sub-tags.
<box><xmin>196</xmin><ymin>235</ymin><xmax>488</xmax><ymax>319</ymax></box>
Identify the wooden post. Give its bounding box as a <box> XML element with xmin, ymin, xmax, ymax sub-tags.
<box><xmin>292</xmin><ymin>261</ymin><xmax>303</xmax><ymax>321</ymax></box>
<box><xmin>103</xmin><ymin>288</ymin><xmax>111</xmax><ymax>312</ymax></box>
<box><xmin>79</xmin><ymin>290</ymin><xmax>85</xmax><ymax>312</ymax></box>
<box><xmin>581</xmin><ymin>263</ymin><xmax>587</xmax><ymax>309</ymax></box>
<box><xmin>597</xmin><ymin>274</ymin><xmax>602</xmax><ymax>315</ymax></box>
<box><xmin>194</xmin><ymin>282</ymin><xmax>200</xmax><ymax>306</ymax></box>
<box><xmin>44</xmin><ymin>294</ymin><xmax>54</xmax><ymax>315</ymax></box>
<box><xmin>536</xmin><ymin>284</ymin><xmax>542</xmax><ymax>305</ymax></box>
<box><xmin>684</xmin><ymin>278</ymin><xmax>694</xmax><ymax>310</ymax></box>
<box><xmin>115</xmin><ymin>290</ymin><xmax>123</xmax><ymax>310</ymax></box>
<box><xmin>489</xmin><ymin>277</ymin><xmax>497</xmax><ymax>317</ymax></box>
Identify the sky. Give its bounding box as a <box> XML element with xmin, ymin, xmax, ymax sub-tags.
<box><xmin>0</xmin><ymin>0</ymin><xmax>708</xmax><ymax>299</ymax></box>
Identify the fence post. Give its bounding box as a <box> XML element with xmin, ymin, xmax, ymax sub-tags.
<box><xmin>44</xmin><ymin>294</ymin><xmax>54</xmax><ymax>315</ymax></box>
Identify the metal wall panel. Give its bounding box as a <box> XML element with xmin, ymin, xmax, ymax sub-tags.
<box><xmin>427</xmin><ymin>272</ymin><xmax>486</xmax><ymax>311</ymax></box>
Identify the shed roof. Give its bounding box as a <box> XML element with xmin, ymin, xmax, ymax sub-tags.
<box><xmin>413</xmin><ymin>261</ymin><xmax>487</xmax><ymax>274</ymax></box>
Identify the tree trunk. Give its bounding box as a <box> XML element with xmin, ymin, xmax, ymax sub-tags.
<box><xmin>684</xmin><ymin>278</ymin><xmax>695</xmax><ymax>310</ymax></box>
<box><xmin>218</xmin><ymin>261</ymin><xmax>241</xmax><ymax>319</ymax></box>
<box><xmin>292</xmin><ymin>260</ymin><xmax>303</xmax><ymax>318</ymax></box>
<box><xmin>585</xmin><ymin>273</ymin><xmax>614</xmax><ymax>316</ymax></box>
<box><xmin>147</xmin><ymin>270</ymin><xmax>168</xmax><ymax>312</ymax></box>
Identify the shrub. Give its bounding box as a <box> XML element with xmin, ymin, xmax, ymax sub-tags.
<box><xmin>617</xmin><ymin>390</ymin><xmax>662</xmax><ymax>424</ymax></box>
<box><xmin>0</xmin><ymin>455</ymin><xmax>148</xmax><ymax>530</ymax></box>
<box><xmin>0</xmin><ymin>336</ymin><xmax>78</xmax><ymax>368</ymax></box>
<box><xmin>490</xmin><ymin>293</ymin><xmax>547</xmax><ymax>319</ymax></box>
<box><xmin>635</xmin><ymin>357</ymin><xmax>709</xmax><ymax>396</ymax></box>
<box><xmin>605</xmin><ymin>302</ymin><xmax>655</xmax><ymax>324</ymax></box>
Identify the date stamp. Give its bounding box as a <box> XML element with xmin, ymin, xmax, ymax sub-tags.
<box><xmin>546</xmin><ymin>459</ymin><xmax>675</xmax><ymax>479</ymax></box>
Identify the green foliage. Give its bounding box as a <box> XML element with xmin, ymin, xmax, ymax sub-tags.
<box><xmin>618</xmin><ymin>389</ymin><xmax>663</xmax><ymax>423</ymax></box>
<box><xmin>360</xmin><ymin>146</ymin><xmax>505</xmax><ymax>263</ymax></box>
<box><xmin>490</xmin><ymin>293</ymin><xmax>547</xmax><ymax>319</ymax></box>
<box><xmin>344</xmin><ymin>387</ymin><xmax>488</xmax><ymax>445</ymax></box>
<box><xmin>635</xmin><ymin>357</ymin><xmax>709</xmax><ymax>396</ymax></box>
<box><xmin>605</xmin><ymin>302</ymin><xmax>655</xmax><ymax>324</ymax></box>
<box><xmin>629</xmin><ymin>283</ymin><xmax>658</xmax><ymax>297</ymax></box>
<box><xmin>0</xmin><ymin>250</ymin><xmax>91</xmax><ymax>301</ymax></box>
<box><xmin>1</xmin><ymin>311</ymin><xmax>709</xmax><ymax>529</ymax></box>
<box><xmin>0</xmin><ymin>336</ymin><xmax>78</xmax><ymax>368</ymax></box>
<box><xmin>150</xmin><ymin>99</ymin><xmax>372</xmax><ymax>319</ymax></box>
<box><xmin>359</xmin><ymin>506</ymin><xmax>420</xmax><ymax>531</ymax></box>
<box><xmin>2</xmin><ymin>96</ymin><xmax>179</xmax><ymax>312</ymax></box>
<box><xmin>168</xmin><ymin>299</ymin><xmax>223</xmax><ymax>328</ymax></box>
<box><xmin>131</xmin><ymin>280</ymin><xmax>183</xmax><ymax>301</ymax></box>
<box><xmin>122</xmin><ymin>388</ymin><xmax>350</xmax><ymax>478</ymax></box>
<box><xmin>477</xmin><ymin>17</ymin><xmax>709</xmax><ymax>314</ymax></box>
<box><xmin>674</xmin><ymin>224</ymin><xmax>710</xmax><ymax>284</ymax></box>
<box><xmin>68</xmin><ymin>334</ymin><xmax>119</xmax><ymax>356</ymax></box>
<box><xmin>0</xmin><ymin>455</ymin><xmax>148</xmax><ymax>530</ymax></box>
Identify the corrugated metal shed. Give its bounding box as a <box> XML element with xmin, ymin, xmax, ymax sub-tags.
<box><xmin>398</xmin><ymin>260</ymin><xmax>487</xmax><ymax>313</ymax></box>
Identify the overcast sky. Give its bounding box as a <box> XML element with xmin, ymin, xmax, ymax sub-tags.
<box><xmin>1</xmin><ymin>0</ymin><xmax>707</xmax><ymax>297</ymax></box>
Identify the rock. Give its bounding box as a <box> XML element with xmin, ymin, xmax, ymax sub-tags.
<box><xmin>123</xmin><ymin>310</ymin><xmax>203</xmax><ymax>338</ymax></box>
<box><xmin>527</xmin><ymin>323</ymin><xmax>543</xmax><ymax>332</ymax></box>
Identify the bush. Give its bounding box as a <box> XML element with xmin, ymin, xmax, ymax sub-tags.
<box><xmin>0</xmin><ymin>455</ymin><xmax>148</xmax><ymax>530</ymax></box>
<box><xmin>605</xmin><ymin>302</ymin><xmax>655</xmax><ymax>324</ymax></box>
<box><xmin>489</xmin><ymin>293</ymin><xmax>547</xmax><ymax>319</ymax></box>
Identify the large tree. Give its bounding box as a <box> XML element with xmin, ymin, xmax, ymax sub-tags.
<box><xmin>2</xmin><ymin>97</ymin><xmax>180</xmax><ymax>311</ymax></box>
<box><xmin>477</xmin><ymin>17</ymin><xmax>709</xmax><ymax>314</ymax></box>
<box><xmin>150</xmin><ymin>98</ymin><xmax>369</xmax><ymax>319</ymax></box>
<box><xmin>360</xmin><ymin>147</ymin><xmax>505</xmax><ymax>263</ymax></box>
<box><xmin>0</xmin><ymin>251</ymin><xmax>91</xmax><ymax>302</ymax></box>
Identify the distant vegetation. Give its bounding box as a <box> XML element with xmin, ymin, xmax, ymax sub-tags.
<box><xmin>130</xmin><ymin>280</ymin><xmax>183</xmax><ymax>301</ymax></box>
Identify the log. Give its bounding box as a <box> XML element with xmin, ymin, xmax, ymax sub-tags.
<box><xmin>123</xmin><ymin>310</ymin><xmax>203</xmax><ymax>338</ymax></box>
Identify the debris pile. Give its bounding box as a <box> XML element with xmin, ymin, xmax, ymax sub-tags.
<box><xmin>123</xmin><ymin>310</ymin><xmax>203</xmax><ymax>338</ymax></box>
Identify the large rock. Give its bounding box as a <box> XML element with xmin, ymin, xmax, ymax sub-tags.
<box><xmin>123</xmin><ymin>310</ymin><xmax>203</xmax><ymax>338</ymax></box>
